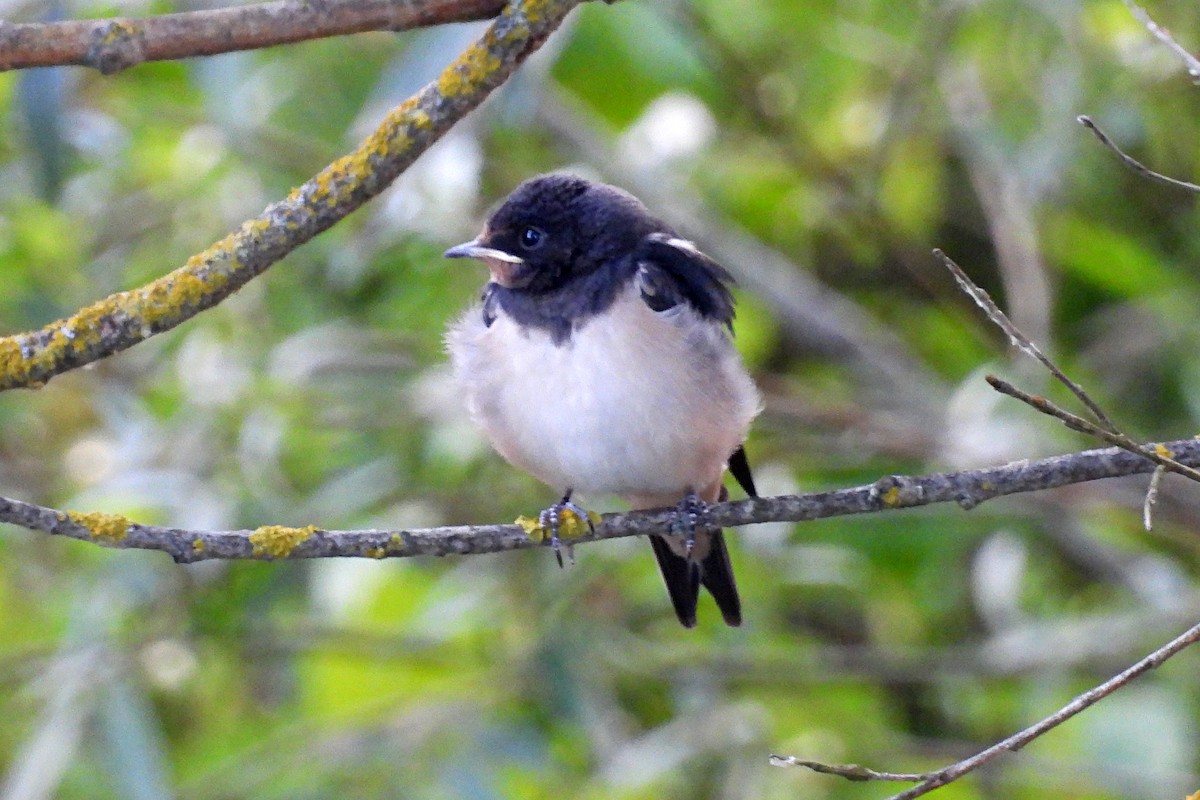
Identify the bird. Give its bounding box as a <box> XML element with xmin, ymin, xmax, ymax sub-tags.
<box><xmin>443</xmin><ymin>173</ymin><xmax>761</xmax><ymax>627</ymax></box>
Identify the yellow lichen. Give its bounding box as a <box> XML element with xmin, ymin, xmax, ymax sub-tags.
<box><xmin>521</xmin><ymin>0</ymin><xmax>557</xmax><ymax>24</ymax></box>
<box><xmin>192</xmin><ymin>538</ymin><xmax>205</xmax><ymax>553</ymax></box>
<box><xmin>0</xmin><ymin>338</ymin><xmax>31</xmax><ymax>384</ymax></box>
<box><xmin>881</xmin><ymin>486</ymin><xmax>901</xmax><ymax>508</ymax></box>
<box><xmin>437</xmin><ymin>44</ymin><xmax>502</xmax><ymax>98</ymax></box>
<box><xmin>66</xmin><ymin>510</ymin><xmax>131</xmax><ymax>543</ymax></box>
<box><xmin>1155</xmin><ymin>443</ymin><xmax>1174</xmax><ymax>459</ymax></box>
<box><xmin>101</xmin><ymin>20</ymin><xmax>139</xmax><ymax>44</ymax></box>
<box><xmin>249</xmin><ymin>524</ymin><xmax>318</xmax><ymax>558</ymax></box>
<box><xmin>365</xmin><ymin>547</ymin><xmax>386</xmax><ymax>559</ymax></box>
<box><xmin>515</xmin><ymin>508</ymin><xmax>600</xmax><ymax>543</ymax></box>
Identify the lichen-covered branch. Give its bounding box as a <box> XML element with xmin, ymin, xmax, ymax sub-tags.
<box><xmin>2</xmin><ymin>438</ymin><xmax>1196</xmax><ymax>563</ymax></box>
<box><xmin>0</xmin><ymin>0</ymin><xmax>583</xmax><ymax>392</ymax></box>
<box><xmin>0</xmin><ymin>0</ymin><xmax>505</xmax><ymax>74</ymax></box>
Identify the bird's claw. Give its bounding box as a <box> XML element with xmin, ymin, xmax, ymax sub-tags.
<box><xmin>669</xmin><ymin>490</ymin><xmax>708</xmax><ymax>558</ymax></box>
<box><xmin>538</xmin><ymin>493</ymin><xmax>594</xmax><ymax>568</ymax></box>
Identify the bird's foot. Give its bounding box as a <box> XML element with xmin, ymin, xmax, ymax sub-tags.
<box><xmin>513</xmin><ymin>492</ymin><xmax>596</xmax><ymax>567</ymax></box>
<box><xmin>669</xmin><ymin>490</ymin><xmax>709</xmax><ymax>559</ymax></box>
<box><xmin>539</xmin><ymin>493</ymin><xmax>595</xmax><ymax>567</ymax></box>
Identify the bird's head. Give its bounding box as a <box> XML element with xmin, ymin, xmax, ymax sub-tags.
<box><xmin>444</xmin><ymin>173</ymin><xmax>652</xmax><ymax>293</ymax></box>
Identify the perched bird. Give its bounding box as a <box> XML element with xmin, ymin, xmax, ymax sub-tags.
<box><xmin>444</xmin><ymin>174</ymin><xmax>761</xmax><ymax>627</ymax></box>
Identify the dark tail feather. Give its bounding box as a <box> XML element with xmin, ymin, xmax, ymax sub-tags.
<box><xmin>699</xmin><ymin>530</ymin><xmax>742</xmax><ymax>627</ymax></box>
<box><xmin>728</xmin><ymin>445</ymin><xmax>758</xmax><ymax>498</ymax></box>
<box><xmin>650</xmin><ymin>527</ymin><xmax>742</xmax><ymax>628</ymax></box>
<box><xmin>649</xmin><ymin>534</ymin><xmax>701</xmax><ymax>628</ymax></box>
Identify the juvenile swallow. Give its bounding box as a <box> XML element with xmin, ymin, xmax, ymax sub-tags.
<box><xmin>445</xmin><ymin>173</ymin><xmax>761</xmax><ymax>627</ymax></box>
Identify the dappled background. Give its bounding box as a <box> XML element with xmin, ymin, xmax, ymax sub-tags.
<box><xmin>1</xmin><ymin>0</ymin><xmax>1200</xmax><ymax>797</ymax></box>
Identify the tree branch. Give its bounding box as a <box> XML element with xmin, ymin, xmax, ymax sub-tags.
<box><xmin>936</xmin><ymin>249</ymin><xmax>1200</xmax><ymax>483</ymax></box>
<box><xmin>935</xmin><ymin>249</ymin><xmax>1115</xmax><ymax>428</ymax></box>
<box><xmin>0</xmin><ymin>0</ymin><xmax>584</xmax><ymax>393</ymax></box>
<box><xmin>986</xmin><ymin>376</ymin><xmax>1200</xmax><ymax>482</ymax></box>
<box><xmin>3</xmin><ymin>437</ymin><xmax>1197</xmax><ymax>563</ymax></box>
<box><xmin>0</xmin><ymin>0</ymin><xmax>506</xmax><ymax>74</ymax></box>
<box><xmin>772</xmin><ymin>618</ymin><xmax>1200</xmax><ymax>799</ymax></box>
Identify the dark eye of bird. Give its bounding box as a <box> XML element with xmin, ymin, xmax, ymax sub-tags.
<box><xmin>519</xmin><ymin>226</ymin><xmax>544</xmax><ymax>249</ymax></box>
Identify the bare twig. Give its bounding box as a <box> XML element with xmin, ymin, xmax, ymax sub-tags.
<box><xmin>1078</xmin><ymin>116</ymin><xmax>1200</xmax><ymax>193</ymax></box>
<box><xmin>0</xmin><ymin>0</ymin><xmax>506</xmax><ymax>74</ymax></box>
<box><xmin>1143</xmin><ymin>465</ymin><xmax>1165</xmax><ymax>530</ymax></box>
<box><xmin>768</xmin><ymin>756</ymin><xmax>926</xmax><ymax>782</ymax></box>
<box><xmin>985</xmin><ymin>376</ymin><xmax>1200</xmax><ymax>483</ymax></box>
<box><xmin>937</xmin><ymin>250</ymin><xmax>1200</xmax><ymax>482</ymax></box>
<box><xmin>887</xmin><ymin>619</ymin><xmax>1200</xmax><ymax>798</ymax></box>
<box><xmin>934</xmin><ymin>249</ymin><xmax>1114</xmax><ymax>429</ymax></box>
<box><xmin>780</xmin><ymin>620</ymin><xmax>1200</xmax><ymax>798</ymax></box>
<box><xmin>1118</xmin><ymin>0</ymin><xmax>1200</xmax><ymax>80</ymax></box>
<box><xmin>3</xmin><ymin>437</ymin><xmax>1200</xmax><ymax>562</ymax></box>
<box><xmin>0</xmin><ymin>0</ymin><xmax>584</xmax><ymax>392</ymax></box>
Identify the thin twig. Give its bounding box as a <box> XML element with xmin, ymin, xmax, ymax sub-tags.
<box><xmin>985</xmin><ymin>376</ymin><xmax>1200</xmax><ymax>483</ymax></box>
<box><xmin>885</xmin><ymin>620</ymin><xmax>1200</xmax><ymax>799</ymax></box>
<box><xmin>0</xmin><ymin>0</ymin><xmax>506</xmax><ymax>74</ymax></box>
<box><xmin>1078</xmin><ymin>116</ymin><xmax>1200</xmax><ymax>194</ymax></box>
<box><xmin>1118</xmin><ymin>0</ymin><xmax>1200</xmax><ymax>80</ymax></box>
<box><xmin>1143</xmin><ymin>465</ymin><xmax>1165</xmax><ymax>531</ymax></box>
<box><xmin>774</xmin><ymin>620</ymin><xmax>1200</xmax><ymax>798</ymax></box>
<box><xmin>934</xmin><ymin>249</ymin><xmax>1115</xmax><ymax>429</ymax></box>
<box><xmin>3</xmin><ymin>437</ymin><xmax>1200</xmax><ymax>562</ymax></box>
<box><xmin>0</xmin><ymin>0</ymin><xmax>584</xmax><ymax>392</ymax></box>
<box><xmin>768</xmin><ymin>756</ymin><xmax>928</xmax><ymax>782</ymax></box>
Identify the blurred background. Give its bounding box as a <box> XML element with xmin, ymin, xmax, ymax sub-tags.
<box><xmin>1</xmin><ymin>0</ymin><xmax>1199</xmax><ymax>797</ymax></box>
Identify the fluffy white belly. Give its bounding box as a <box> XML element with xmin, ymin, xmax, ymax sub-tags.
<box><xmin>446</xmin><ymin>287</ymin><xmax>760</xmax><ymax>499</ymax></box>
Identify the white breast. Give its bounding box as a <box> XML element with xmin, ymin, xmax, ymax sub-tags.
<box><xmin>445</xmin><ymin>284</ymin><xmax>761</xmax><ymax>500</ymax></box>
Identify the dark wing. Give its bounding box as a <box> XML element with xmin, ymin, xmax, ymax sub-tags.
<box><xmin>635</xmin><ymin>233</ymin><xmax>736</xmax><ymax>329</ymax></box>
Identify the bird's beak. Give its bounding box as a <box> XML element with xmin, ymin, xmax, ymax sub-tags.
<box><xmin>443</xmin><ymin>240</ymin><xmax>524</xmax><ymax>264</ymax></box>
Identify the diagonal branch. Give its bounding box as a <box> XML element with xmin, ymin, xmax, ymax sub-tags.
<box><xmin>2</xmin><ymin>437</ymin><xmax>1197</xmax><ymax>563</ymax></box>
<box><xmin>1118</xmin><ymin>0</ymin><xmax>1200</xmax><ymax>80</ymax></box>
<box><xmin>773</xmin><ymin>619</ymin><xmax>1200</xmax><ymax>799</ymax></box>
<box><xmin>935</xmin><ymin>249</ymin><xmax>1115</xmax><ymax>429</ymax></box>
<box><xmin>0</xmin><ymin>0</ymin><xmax>584</xmax><ymax>393</ymax></box>
<box><xmin>1078</xmin><ymin>116</ymin><xmax>1200</xmax><ymax>193</ymax></box>
<box><xmin>986</xmin><ymin>376</ymin><xmax>1200</xmax><ymax>482</ymax></box>
<box><xmin>0</xmin><ymin>0</ymin><xmax>506</xmax><ymax>74</ymax></box>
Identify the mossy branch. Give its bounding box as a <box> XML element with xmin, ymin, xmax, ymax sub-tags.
<box><xmin>2</xmin><ymin>438</ymin><xmax>1195</xmax><ymax>563</ymax></box>
<box><xmin>0</xmin><ymin>0</ymin><xmax>506</xmax><ymax>74</ymax></box>
<box><xmin>0</xmin><ymin>0</ymin><xmax>584</xmax><ymax>393</ymax></box>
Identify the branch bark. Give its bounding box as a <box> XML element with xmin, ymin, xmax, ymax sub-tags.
<box><xmin>0</xmin><ymin>0</ymin><xmax>584</xmax><ymax>393</ymax></box>
<box><xmin>2</xmin><ymin>437</ymin><xmax>1196</xmax><ymax>563</ymax></box>
<box><xmin>0</xmin><ymin>0</ymin><xmax>506</xmax><ymax>74</ymax></box>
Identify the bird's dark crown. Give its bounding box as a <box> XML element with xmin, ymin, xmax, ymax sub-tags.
<box><xmin>480</xmin><ymin>173</ymin><xmax>660</xmax><ymax>293</ymax></box>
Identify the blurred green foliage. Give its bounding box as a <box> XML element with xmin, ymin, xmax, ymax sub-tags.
<box><xmin>1</xmin><ymin>0</ymin><xmax>1199</xmax><ymax>797</ymax></box>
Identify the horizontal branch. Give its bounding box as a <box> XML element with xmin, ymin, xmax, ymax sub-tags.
<box><xmin>2</xmin><ymin>437</ymin><xmax>1196</xmax><ymax>563</ymax></box>
<box><xmin>0</xmin><ymin>0</ymin><xmax>505</xmax><ymax>74</ymax></box>
<box><xmin>0</xmin><ymin>0</ymin><xmax>583</xmax><ymax>392</ymax></box>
